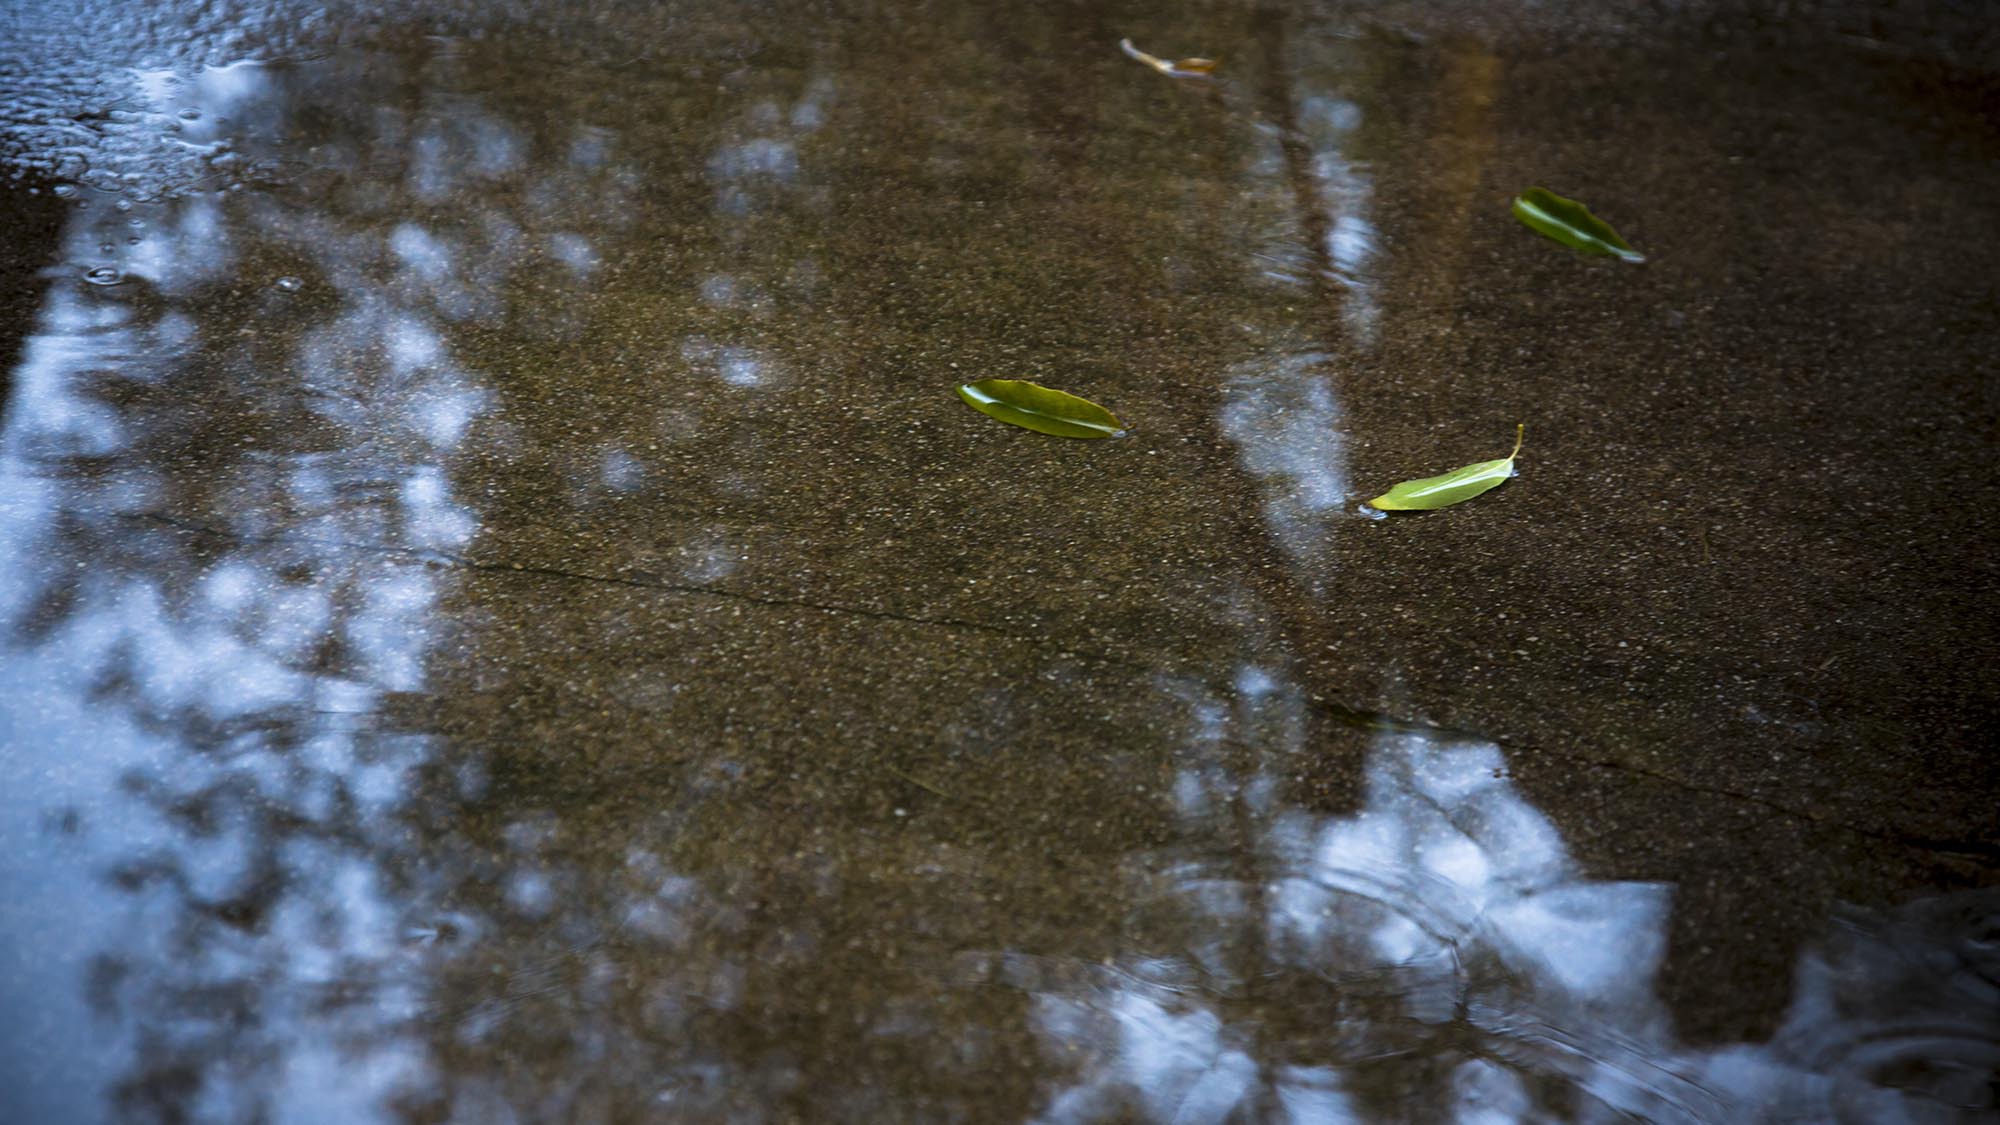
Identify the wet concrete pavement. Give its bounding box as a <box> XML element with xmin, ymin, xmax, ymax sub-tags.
<box><xmin>1</xmin><ymin>0</ymin><xmax>1996</xmax><ymax>1120</ymax></box>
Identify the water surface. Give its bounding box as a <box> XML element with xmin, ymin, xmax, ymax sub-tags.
<box><xmin>2</xmin><ymin>1</ymin><xmax>1996</xmax><ymax>1120</ymax></box>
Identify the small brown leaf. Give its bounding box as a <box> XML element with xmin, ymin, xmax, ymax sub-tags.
<box><xmin>1119</xmin><ymin>39</ymin><xmax>1219</xmax><ymax>79</ymax></box>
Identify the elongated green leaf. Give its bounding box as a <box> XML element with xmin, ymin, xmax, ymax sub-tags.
<box><xmin>1368</xmin><ymin>425</ymin><xmax>1524</xmax><ymax>511</ymax></box>
<box><xmin>1511</xmin><ymin>188</ymin><xmax>1644</xmax><ymax>262</ymax></box>
<box><xmin>957</xmin><ymin>379</ymin><xmax>1126</xmax><ymax>439</ymax></box>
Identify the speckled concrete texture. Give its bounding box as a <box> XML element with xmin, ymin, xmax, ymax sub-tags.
<box><xmin>0</xmin><ymin>1</ymin><xmax>1994</xmax><ymax>1119</ymax></box>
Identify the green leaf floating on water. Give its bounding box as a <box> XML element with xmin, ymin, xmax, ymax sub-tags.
<box><xmin>1368</xmin><ymin>425</ymin><xmax>1524</xmax><ymax>511</ymax></box>
<box><xmin>956</xmin><ymin>379</ymin><xmax>1126</xmax><ymax>439</ymax></box>
<box><xmin>1511</xmin><ymin>187</ymin><xmax>1644</xmax><ymax>262</ymax></box>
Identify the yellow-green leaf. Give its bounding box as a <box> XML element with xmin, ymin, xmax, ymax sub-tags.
<box><xmin>1368</xmin><ymin>425</ymin><xmax>1524</xmax><ymax>511</ymax></box>
<box><xmin>1511</xmin><ymin>188</ymin><xmax>1644</xmax><ymax>262</ymax></box>
<box><xmin>956</xmin><ymin>379</ymin><xmax>1126</xmax><ymax>439</ymax></box>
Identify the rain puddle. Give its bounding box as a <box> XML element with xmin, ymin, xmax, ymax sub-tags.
<box><xmin>2</xmin><ymin>1</ymin><xmax>1996</xmax><ymax>1121</ymax></box>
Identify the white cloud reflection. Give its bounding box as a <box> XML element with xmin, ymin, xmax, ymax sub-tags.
<box><xmin>0</xmin><ymin>53</ymin><xmax>542</xmax><ymax>1121</ymax></box>
<box><xmin>1219</xmin><ymin>348</ymin><xmax>1352</xmax><ymax>586</ymax></box>
<box><xmin>1019</xmin><ymin>668</ymin><xmax>1997</xmax><ymax>1123</ymax></box>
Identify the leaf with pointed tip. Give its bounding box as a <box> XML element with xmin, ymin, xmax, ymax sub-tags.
<box><xmin>1511</xmin><ymin>188</ymin><xmax>1645</xmax><ymax>262</ymax></box>
<box><xmin>1368</xmin><ymin>425</ymin><xmax>1524</xmax><ymax>511</ymax></box>
<box><xmin>957</xmin><ymin>379</ymin><xmax>1126</xmax><ymax>439</ymax></box>
<box><xmin>1119</xmin><ymin>38</ymin><xmax>1219</xmax><ymax>79</ymax></box>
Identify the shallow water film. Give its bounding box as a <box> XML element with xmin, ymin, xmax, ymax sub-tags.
<box><xmin>2</xmin><ymin>0</ymin><xmax>1997</xmax><ymax>1121</ymax></box>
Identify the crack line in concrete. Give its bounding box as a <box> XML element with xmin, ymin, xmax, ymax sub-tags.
<box><xmin>67</xmin><ymin>505</ymin><xmax>2000</xmax><ymax>865</ymax></box>
<box><xmin>114</xmin><ymin>506</ymin><xmax>1027</xmax><ymax>640</ymax></box>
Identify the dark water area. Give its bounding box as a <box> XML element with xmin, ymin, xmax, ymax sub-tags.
<box><xmin>1</xmin><ymin>0</ymin><xmax>1996</xmax><ymax>1120</ymax></box>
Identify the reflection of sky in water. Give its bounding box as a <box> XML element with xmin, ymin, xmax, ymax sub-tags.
<box><xmin>1222</xmin><ymin>65</ymin><xmax>1379</xmax><ymax>587</ymax></box>
<box><xmin>1219</xmin><ymin>348</ymin><xmax>1351</xmax><ymax>585</ymax></box>
<box><xmin>682</xmin><ymin>335</ymin><xmax>779</xmax><ymax>390</ymax></box>
<box><xmin>686</xmin><ymin>68</ymin><xmax>829</xmax><ymax>402</ymax></box>
<box><xmin>1014</xmin><ymin>669</ymin><xmax>1999</xmax><ymax>1123</ymax></box>
<box><xmin>0</xmin><ymin>54</ymin><xmax>505</xmax><ymax>1120</ymax></box>
<box><xmin>1246</xmin><ymin>91</ymin><xmax>1379</xmax><ymax>349</ymax></box>
<box><xmin>1021</xmin><ymin>692</ymin><xmax>1695</xmax><ymax>1120</ymax></box>
<box><xmin>1298</xmin><ymin>95</ymin><xmax>1379</xmax><ymax>348</ymax></box>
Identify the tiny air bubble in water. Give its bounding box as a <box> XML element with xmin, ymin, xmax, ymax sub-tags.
<box><xmin>274</xmin><ymin>276</ymin><xmax>304</xmax><ymax>293</ymax></box>
<box><xmin>83</xmin><ymin>267</ymin><xmax>124</xmax><ymax>286</ymax></box>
